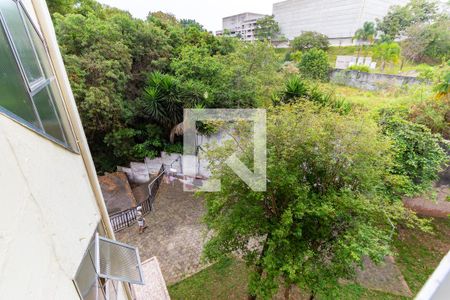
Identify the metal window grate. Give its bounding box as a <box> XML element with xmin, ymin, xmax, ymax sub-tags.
<box><xmin>74</xmin><ymin>241</ymin><xmax>98</xmax><ymax>299</ymax></box>
<box><xmin>97</xmin><ymin>236</ymin><xmax>144</xmax><ymax>285</ymax></box>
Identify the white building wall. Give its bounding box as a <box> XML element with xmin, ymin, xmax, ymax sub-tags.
<box><xmin>273</xmin><ymin>0</ymin><xmax>409</xmax><ymax>44</ymax></box>
<box><xmin>222</xmin><ymin>12</ymin><xmax>267</xmax><ymax>41</ymax></box>
<box><xmin>0</xmin><ymin>116</ymin><xmax>101</xmax><ymax>299</ymax></box>
<box><xmin>0</xmin><ymin>1</ymin><xmax>128</xmax><ymax>299</ymax></box>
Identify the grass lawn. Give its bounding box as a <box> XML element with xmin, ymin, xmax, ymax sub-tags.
<box><xmin>320</xmin><ymin>83</ymin><xmax>433</xmax><ymax>114</ymax></box>
<box><xmin>168</xmin><ymin>257</ymin><xmax>250</xmax><ymax>300</ymax></box>
<box><xmin>168</xmin><ymin>218</ymin><xmax>450</xmax><ymax>299</ymax></box>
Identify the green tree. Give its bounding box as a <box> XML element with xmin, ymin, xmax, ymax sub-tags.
<box><xmin>180</xmin><ymin>19</ymin><xmax>205</xmax><ymax>31</ymax></box>
<box><xmin>372</xmin><ymin>42</ymin><xmax>401</xmax><ymax>71</ymax></box>
<box><xmin>298</xmin><ymin>49</ymin><xmax>330</xmax><ymax>81</ymax></box>
<box><xmin>200</xmin><ymin>102</ymin><xmax>427</xmax><ymax>299</ymax></box>
<box><xmin>255</xmin><ymin>15</ymin><xmax>281</xmax><ymax>41</ymax></box>
<box><xmin>46</xmin><ymin>0</ymin><xmax>75</xmax><ymax>15</ymax></box>
<box><xmin>379</xmin><ymin>113</ymin><xmax>448</xmax><ymax>195</ymax></box>
<box><xmin>402</xmin><ymin>17</ymin><xmax>450</xmax><ymax>63</ymax></box>
<box><xmin>376</xmin><ymin>0</ymin><xmax>439</xmax><ymax>40</ymax></box>
<box><xmin>54</xmin><ymin>4</ymin><xmax>173</xmax><ymax>170</ymax></box>
<box><xmin>353</xmin><ymin>21</ymin><xmax>376</xmax><ymax>60</ymax></box>
<box><xmin>290</xmin><ymin>31</ymin><xmax>329</xmax><ymax>52</ymax></box>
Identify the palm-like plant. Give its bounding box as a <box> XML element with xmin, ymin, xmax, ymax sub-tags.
<box><xmin>143</xmin><ymin>72</ymin><xmax>209</xmax><ymax>142</ymax></box>
<box><xmin>354</xmin><ymin>21</ymin><xmax>376</xmax><ymax>61</ymax></box>
<box><xmin>143</xmin><ymin>72</ymin><xmax>183</xmax><ymax>129</ymax></box>
<box><xmin>372</xmin><ymin>42</ymin><xmax>401</xmax><ymax>71</ymax></box>
<box><xmin>434</xmin><ymin>72</ymin><xmax>450</xmax><ymax>99</ymax></box>
<box><xmin>281</xmin><ymin>76</ymin><xmax>308</xmax><ymax>103</ymax></box>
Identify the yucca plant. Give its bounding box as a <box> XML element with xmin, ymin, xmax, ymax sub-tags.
<box><xmin>280</xmin><ymin>75</ymin><xmax>309</xmax><ymax>103</ymax></box>
<box><xmin>143</xmin><ymin>72</ymin><xmax>184</xmax><ymax>129</ymax></box>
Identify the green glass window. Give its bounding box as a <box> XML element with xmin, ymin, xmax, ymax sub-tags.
<box><xmin>0</xmin><ymin>23</ymin><xmax>39</xmax><ymax>126</ymax></box>
<box><xmin>0</xmin><ymin>0</ymin><xmax>76</xmax><ymax>150</ymax></box>
<box><xmin>33</xmin><ymin>85</ymin><xmax>66</xmax><ymax>143</ymax></box>
<box><xmin>0</xmin><ymin>0</ymin><xmax>43</xmax><ymax>86</ymax></box>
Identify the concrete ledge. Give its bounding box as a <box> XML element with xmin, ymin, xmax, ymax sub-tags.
<box><xmin>134</xmin><ymin>257</ymin><xmax>170</xmax><ymax>300</ymax></box>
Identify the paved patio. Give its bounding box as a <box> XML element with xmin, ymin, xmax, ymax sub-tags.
<box><xmin>115</xmin><ymin>180</ymin><xmax>208</xmax><ymax>284</ymax></box>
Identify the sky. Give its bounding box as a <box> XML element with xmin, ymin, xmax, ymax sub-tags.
<box><xmin>96</xmin><ymin>0</ymin><xmax>276</xmax><ymax>32</ymax></box>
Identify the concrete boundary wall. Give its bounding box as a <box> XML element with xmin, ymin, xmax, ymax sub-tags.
<box><xmin>330</xmin><ymin>69</ymin><xmax>427</xmax><ymax>91</ymax></box>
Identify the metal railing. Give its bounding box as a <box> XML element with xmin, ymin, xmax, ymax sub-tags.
<box><xmin>109</xmin><ymin>165</ymin><xmax>165</xmax><ymax>232</ymax></box>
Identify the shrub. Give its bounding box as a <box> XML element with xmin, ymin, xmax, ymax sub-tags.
<box><xmin>402</xmin><ymin>18</ymin><xmax>450</xmax><ymax>64</ymax></box>
<box><xmin>291</xmin><ymin>31</ymin><xmax>329</xmax><ymax>52</ymax></box>
<box><xmin>409</xmin><ymin>97</ymin><xmax>450</xmax><ymax>139</ymax></box>
<box><xmin>290</xmin><ymin>50</ymin><xmax>303</xmax><ymax>62</ymax></box>
<box><xmin>298</xmin><ymin>49</ymin><xmax>330</xmax><ymax>81</ymax></box>
<box><xmin>434</xmin><ymin>71</ymin><xmax>450</xmax><ymax>99</ymax></box>
<box><xmin>347</xmin><ymin>65</ymin><xmax>370</xmax><ymax>73</ymax></box>
<box><xmin>274</xmin><ymin>76</ymin><xmax>352</xmax><ymax>114</ymax></box>
<box><xmin>372</xmin><ymin>42</ymin><xmax>401</xmax><ymax>71</ymax></box>
<box><xmin>416</xmin><ymin>64</ymin><xmax>435</xmax><ymax>81</ymax></box>
<box><xmin>380</xmin><ymin>113</ymin><xmax>448</xmax><ymax>196</ymax></box>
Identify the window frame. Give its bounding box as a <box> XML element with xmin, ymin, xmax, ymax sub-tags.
<box><xmin>0</xmin><ymin>0</ymin><xmax>79</xmax><ymax>153</ymax></box>
<box><xmin>73</xmin><ymin>231</ymin><xmax>144</xmax><ymax>300</ymax></box>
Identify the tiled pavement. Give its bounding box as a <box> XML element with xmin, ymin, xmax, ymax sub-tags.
<box><xmin>115</xmin><ymin>180</ymin><xmax>208</xmax><ymax>284</ymax></box>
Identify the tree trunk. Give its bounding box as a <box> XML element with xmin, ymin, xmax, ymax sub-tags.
<box><xmin>356</xmin><ymin>44</ymin><xmax>362</xmax><ymax>63</ymax></box>
<box><xmin>247</xmin><ymin>235</ymin><xmax>271</xmax><ymax>300</ymax></box>
<box><xmin>400</xmin><ymin>59</ymin><xmax>404</xmax><ymax>71</ymax></box>
<box><xmin>284</xmin><ymin>284</ymin><xmax>292</xmax><ymax>300</ymax></box>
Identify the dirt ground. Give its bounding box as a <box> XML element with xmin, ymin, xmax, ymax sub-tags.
<box><xmin>403</xmin><ymin>165</ymin><xmax>450</xmax><ymax>218</ymax></box>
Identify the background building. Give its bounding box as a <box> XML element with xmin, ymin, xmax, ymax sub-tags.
<box><xmin>0</xmin><ymin>0</ymin><xmax>151</xmax><ymax>299</ymax></box>
<box><xmin>273</xmin><ymin>0</ymin><xmax>409</xmax><ymax>45</ymax></box>
<box><xmin>218</xmin><ymin>12</ymin><xmax>267</xmax><ymax>41</ymax></box>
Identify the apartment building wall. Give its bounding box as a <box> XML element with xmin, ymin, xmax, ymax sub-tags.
<box><xmin>0</xmin><ymin>0</ymin><xmax>127</xmax><ymax>299</ymax></box>
<box><xmin>222</xmin><ymin>12</ymin><xmax>267</xmax><ymax>41</ymax></box>
<box><xmin>273</xmin><ymin>0</ymin><xmax>409</xmax><ymax>45</ymax></box>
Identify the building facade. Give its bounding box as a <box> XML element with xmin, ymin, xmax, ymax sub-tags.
<box><xmin>0</xmin><ymin>0</ymin><xmax>145</xmax><ymax>299</ymax></box>
<box><xmin>218</xmin><ymin>12</ymin><xmax>267</xmax><ymax>41</ymax></box>
<box><xmin>273</xmin><ymin>0</ymin><xmax>409</xmax><ymax>45</ymax></box>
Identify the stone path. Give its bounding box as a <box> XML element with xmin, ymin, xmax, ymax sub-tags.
<box><xmin>403</xmin><ymin>165</ymin><xmax>450</xmax><ymax>218</ymax></box>
<box><xmin>355</xmin><ymin>256</ymin><xmax>412</xmax><ymax>297</ymax></box>
<box><xmin>116</xmin><ymin>180</ymin><xmax>208</xmax><ymax>284</ymax></box>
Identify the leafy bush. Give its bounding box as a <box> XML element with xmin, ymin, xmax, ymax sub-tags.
<box><xmin>380</xmin><ymin>114</ymin><xmax>448</xmax><ymax>196</ymax></box>
<box><xmin>372</xmin><ymin>42</ymin><xmax>401</xmax><ymax>71</ymax></box>
<box><xmin>434</xmin><ymin>71</ymin><xmax>450</xmax><ymax>99</ymax></box>
<box><xmin>416</xmin><ymin>64</ymin><xmax>435</xmax><ymax>81</ymax></box>
<box><xmin>291</xmin><ymin>31</ymin><xmax>329</xmax><ymax>52</ymax></box>
<box><xmin>409</xmin><ymin>72</ymin><xmax>450</xmax><ymax>139</ymax></box>
<box><xmin>298</xmin><ymin>49</ymin><xmax>330</xmax><ymax>81</ymax></box>
<box><xmin>201</xmin><ymin>101</ymin><xmax>428</xmax><ymax>299</ymax></box>
<box><xmin>289</xmin><ymin>50</ymin><xmax>302</xmax><ymax>62</ymax></box>
<box><xmin>273</xmin><ymin>76</ymin><xmax>352</xmax><ymax>114</ymax></box>
<box><xmin>277</xmin><ymin>76</ymin><xmax>308</xmax><ymax>103</ymax></box>
<box><xmin>409</xmin><ymin>97</ymin><xmax>450</xmax><ymax>139</ymax></box>
<box><xmin>347</xmin><ymin>65</ymin><xmax>370</xmax><ymax>73</ymax></box>
<box><xmin>402</xmin><ymin>18</ymin><xmax>450</xmax><ymax>64</ymax></box>
<box><xmin>104</xmin><ymin>125</ymin><xmax>163</xmax><ymax>162</ymax></box>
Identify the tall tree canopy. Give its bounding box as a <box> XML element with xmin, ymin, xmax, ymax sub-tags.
<box><xmin>51</xmin><ymin>1</ymin><xmax>282</xmax><ymax>171</ymax></box>
<box><xmin>376</xmin><ymin>0</ymin><xmax>439</xmax><ymax>40</ymax></box>
<box><xmin>255</xmin><ymin>15</ymin><xmax>281</xmax><ymax>41</ymax></box>
<box><xmin>200</xmin><ymin>102</ymin><xmax>427</xmax><ymax>299</ymax></box>
<box><xmin>291</xmin><ymin>31</ymin><xmax>330</xmax><ymax>52</ymax></box>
